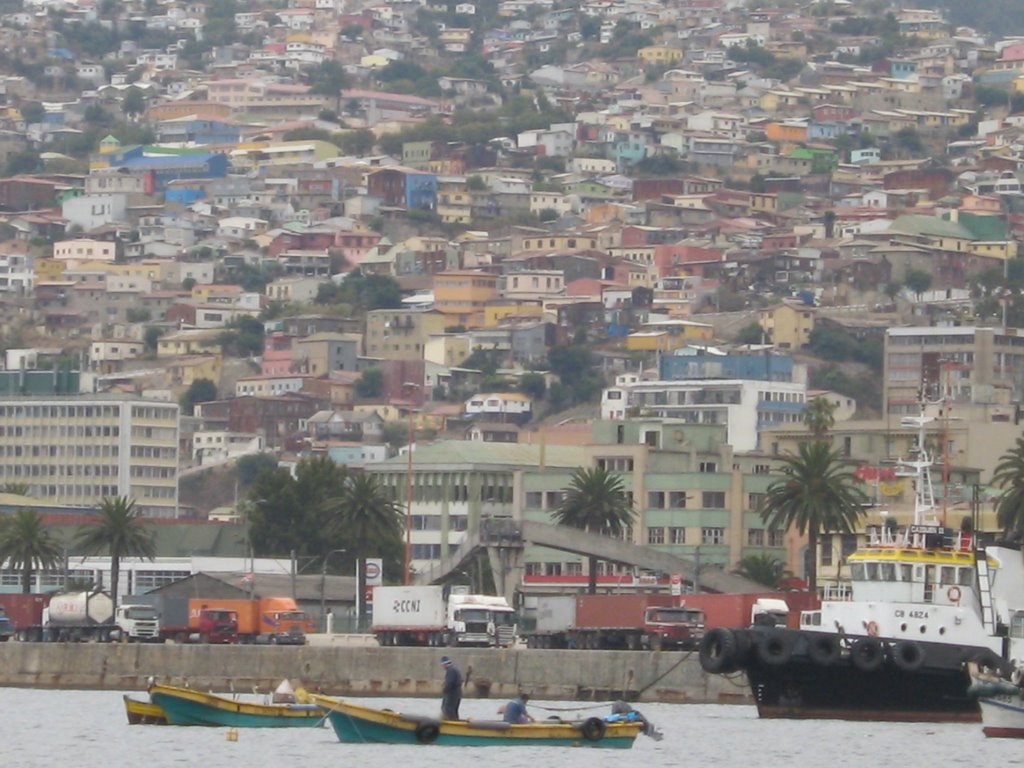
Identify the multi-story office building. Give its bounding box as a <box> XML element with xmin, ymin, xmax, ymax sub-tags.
<box><xmin>0</xmin><ymin>396</ymin><xmax>180</xmax><ymax>517</ymax></box>
<box><xmin>884</xmin><ymin>326</ymin><xmax>1024</xmax><ymax>420</ymax></box>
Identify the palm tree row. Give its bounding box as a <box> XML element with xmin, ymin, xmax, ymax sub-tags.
<box><xmin>0</xmin><ymin>496</ymin><xmax>155</xmax><ymax>610</ymax></box>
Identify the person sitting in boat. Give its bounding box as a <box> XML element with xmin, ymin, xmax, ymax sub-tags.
<box><xmin>499</xmin><ymin>692</ymin><xmax>535</xmax><ymax>724</ymax></box>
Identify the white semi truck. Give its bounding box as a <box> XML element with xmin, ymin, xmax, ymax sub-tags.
<box><xmin>371</xmin><ymin>585</ymin><xmax>517</xmax><ymax>647</ymax></box>
<box><xmin>14</xmin><ymin>591</ymin><xmax>160</xmax><ymax>642</ymax></box>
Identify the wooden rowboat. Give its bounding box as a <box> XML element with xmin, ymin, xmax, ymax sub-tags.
<box><xmin>148</xmin><ymin>683</ymin><xmax>328</xmax><ymax>728</ymax></box>
<box><xmin>312</xmin><ymin>696</ymin><xmax>646</xmax><ymax>748</ymax></box>
<box><xmin>123</xmin><ymin>695</ymin><xmax>169</xmax><ymax>725</ymax></box>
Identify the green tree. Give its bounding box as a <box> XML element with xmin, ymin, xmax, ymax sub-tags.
<box><xmin>307</xmin><ymin>60</ymin><xmax>350</xmax><ymax>112</ymax></box>
<box><xmin>246</xmin><ymin>456</ymin><xmax>350</xmax><ymax>560</ymax></box>
<box><xmin>75</xmin><ymin>497</ymin><xmax>156</xmax><ymax>611</ymax></box>
<box><xmin>993</xmin><ymin>437</ymin><xmax>1024</xmax><ymax>538</ymax></box>
<box><xmin>19</xmin><ymin>101</ymin><xmax>45</xmax><ymax>124</ymax></box>
<box><xmin>235</xmin><ymin>453</ymin><xmax>278</xmax><ymax>487</ymax></box>
<box><xmin>803</xmin><ymin>396</ymin><xmax>837</xmax><ymax>438</ymax></box>
<box><xmin>0</xmin><ymin>508</ymin><xmax>62</xmax><ymax>593</ymax></box>
<box><xmin>553</xmin><ymin>467</ymin><xmax>635</xmax><ymax>594</ymax></box>
<box><xmin>760</xmin><ymin>442</ymin><xmax>867</xmax><ymax>592</ymax></box>
<box><xmin>735</xmin><ymin>323</ymin><xmax>765</xmax><ymax>345</ymax></box>
<box><xmin>121</xmin><ymin>87</ymin><xmax>146</xmax><ymax>118</ymax></box>
<box><xmin>904</xmin><ymin>268</ymin><xmax>932</xmax><ymax>300</ymax></box>
<box><xmin>216</xmin><ymin>315</ymin><xmax>265</xmax><ymax>357</ymax></box>
<box><xmin>355</xmin><ymin>368</ymin><xmax>384</xmax><ymax>399</ymax></box>
<box><xmin>733</xmin><ymin>554</ymin><xmax>791</xmax><ymax>589</ymax></box>
<box><xmin>326</xmin><ymin>270</ymin><xmax>402</xmax><ymax>312</ymax></box>
<box><xmin>2</xmin><ymin>483</ymin><xmax>31</xmax><ymax>495</ymax></box>
<box><xmin>326</xmin><ymin>474</ymin><xmax>404</xmax><ymax>620</ymax></box>
<box><xmin>519</xmin><ymin>372</ymin><xmax>546</xmax><ymax>400</ymax></box>
<box><xmin>179</xmin><ymin>378</ymin><xmax>218</xmax><ymax>415</ymax></box>
<box><xmin>143</xmin><ymin>326</ymin><xmax>163</xmax><ymax>354</ymax></box>
<box><xmin>338</xmin><ymin>129</ymin><xmax>375</xmax><ymax>156</ymax></box>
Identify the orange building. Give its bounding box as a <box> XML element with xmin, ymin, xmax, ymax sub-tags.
<box><xmin>433</xmin><ymin>270</ymin><xmax>499</xmax><ymax>327</ymax></box>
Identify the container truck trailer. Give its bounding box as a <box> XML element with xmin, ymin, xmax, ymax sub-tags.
<box><xmin>372</xmin><ymin>585</ymin><xmax>517</xmax><ymax>647</ymax></box>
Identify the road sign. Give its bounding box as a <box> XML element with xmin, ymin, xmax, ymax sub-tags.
<box><xmin>364</xmin><ymin>558</ymin><xmax>382</xmax><ymax>585</ymax></box>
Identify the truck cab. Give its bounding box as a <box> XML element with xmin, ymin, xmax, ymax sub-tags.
<box><xmin>116</xmin><ymin>604</ymin><xmax>161</xmax><ymax>642</ymax></box>
<box><xmin>447</xmin><ymin>594</ymin><xmax>518</xmax><ymax>647</ymax></box>
<box><xmin>751</xmin><ymin>598</ymin><xmax>790</xmax><ymax>628</ymax></box>
<box><xmin>643</xmin><ymin>606</ymin><xmax>706</xmax><ymax>650</ymax></box>
<box><xmin>258</xmin><ymin>609</ymin><xmax>311</xmax><ymax>645</ymax></box>
<box><xmin>197</xmin><ymin>609</ymin><xmax>239</xmax><ymax>644</ymax></box>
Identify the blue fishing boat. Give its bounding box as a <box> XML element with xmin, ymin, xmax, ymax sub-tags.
<box><xmin>148</xmin><ymin>683</ymin><xmax>328</xmax><ymax>728</ymax></box>
<box><xmin>313</xmin><ymin>696</ymin><xmax>652</xmax><ymax>748</ymax></box>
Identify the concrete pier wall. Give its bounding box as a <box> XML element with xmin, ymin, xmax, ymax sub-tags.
<box><xmin>0</xmin><ymin>643</ymin><xmax>753</xmax><ymax>705</ymax></box>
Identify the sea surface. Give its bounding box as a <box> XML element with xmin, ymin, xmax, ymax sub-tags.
<box><xmin>4</xmin><ymin>688</ymin><xmax>1023</xmax><ymax>768</ymax></box>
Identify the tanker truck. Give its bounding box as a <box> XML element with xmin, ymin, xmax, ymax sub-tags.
<box><xmin>11</xmin><ymin>591</ymin><xmax>160</xmax><ymax>642</ymax></box>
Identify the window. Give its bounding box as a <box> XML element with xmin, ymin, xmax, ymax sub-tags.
<box><xmin>748</xmin><ymin>529</ymin><xmax>765</xmax><ymax>546</ymax></box>
<box><xmin>768</xmin><ymin>529</ymin><xmax>785</xmax><ymax>547</ymax></box>
<box><xmin>668</xmin><ymin>491</ymin><xmax>687</xmax><ymax>508</ymax></box>
<box><xmin>699</xmin><ymin>461</ymin><xmax>718</xmax><ymax>473</ymax></box>
<box><xmin>669</xmin><ymin>527</ymin><xmax>685</xmax><ymax>544</ymax></box>
<box><xmin>647</xmin><ymin>491</ymin><xmax>665</xmax><ymax>509</ymax></box>
<box><xmin>647</xmin><ymin>527</ymin><xmax>665</xmax><ymax>545</ymax></box>
<box><xmin>525</xmin><ymin>492</ymin><xmax>543</xmax><ymax>509</ymax></box>
<box><xmin>702</xmin><ymin>527</ymin><xmax>725</xmax><ymax>545</ymax></box>
<box><xmin>702</xmin><ymin>491</ymin><xmax>726</xmax><ymax>508</ymax></box>
<box><xmin>747</xmin><ymin>493</ymin><xmax>765</xmax><ymax>511</ymax></box>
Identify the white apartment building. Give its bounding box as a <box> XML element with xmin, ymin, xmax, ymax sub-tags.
<box><xmin>601</xmin><ymin>377</ymin><xmax>806</xmax><ymax>451</ymax></box>
<box><xmin>0</xmin><ymin>396</ymin><xmax>180</xmax><ymax>517</ymax></box>
<box><xmin>53</xmin><ymin>238</ymin><xmax>117</xmax><ymax>262</ymax></box>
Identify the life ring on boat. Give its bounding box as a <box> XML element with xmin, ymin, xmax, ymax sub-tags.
<box><xmin>851</xmin><ymin>637</ymin><xmax>885</xmax><ymax>672</ymax></box>
<box><xmin>865</xmin><ymin>621</ymin><xmax>879</xmax><ymax>637</ymax></box>
<box><xmin>756</xmin><ymin>632</ymin><xmax>794</xmax><ymax>667</ymax></box>
<box><xmin>580</xmin><ymin>717</ymin><xmax>606</xmax><ymax>742</ymax></box>
<box><xmin>699</xmin><ymin>628</ymin><xmax>740</xmax><ymax>674</ymax></box>
<box><xmin>414</xmin><ymin>721</ymin><xmax>441</xmax><ymax>744</ymax></box>
<box><xmin>890</xmin><ymin>641</ymin><xmax>925</xmax><ymax>671</ymax></box>
<box><xmin>807</xmin><ymin>633</ymin><xmax>842</xmax><ymax>666</ymax></box>
<box><xmin>947</xmin><ymin>586</ymin><xmax>962</xmax><ymax>604</ymax></box>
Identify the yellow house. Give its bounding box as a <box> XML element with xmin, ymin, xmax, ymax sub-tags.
<box><xmin>484</xmin><ymin>300</ymin><xmax>544</xmax><ymax>326</ymax></box>
<box><xmin>424</xmin><ymin>334</ymin><xmax>472</xmax><ymax>367</ymax></box>
<box><xmin>229</xmin><ymin>139</ymin><xmax>340</xmax><ymax>169</ymax></box>
<box><xmin>626</xmin><ymin>331</ymin><xmax>681</xmax><ymax>353</ymax></box>
<box><xmin>35</xmin><ymin>258</ymin><xmax>66</xmax><ymax>282</ymax></box>
<box><xmin>638</xmin><ymin>46</ymin><xmax>683</xmax><ymax>65</ymax></box>
<box><xmin>157</xmin><ymin>329</ymin><xmax>223</xmax><ymax>357</ymax></box>
<box><xmin>750</xmin><ymin>192</ymin><xmax>779</xmax><ymax>213</ymax></box>
<box><xmin>759</xmin><ymin>302</ymin><xmax>815</xmax><ymax>350</ymax></box>
<box><xmin>191</xmin><ymin>284</ymin><xmax>243</xmax><ymax>303</ymax></box>
<box><xmin>167</xmin><ymin>354</ymin><xmax>222</xmax><ymax>388</ymax></box>
<box><xmin>433</xmin><ymin>270</ymin><xmax>500</xmax><ymax>327</ymax></box>
<box><xmin>437</xmin><ymin>177</ymin><xmax>472</xmax><ymax>224</ymax></box>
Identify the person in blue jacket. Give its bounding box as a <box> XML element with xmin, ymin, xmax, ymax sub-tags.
<box><xmin>440</xmin><ymin>656</ymin><xmax>462</xmax><ymax>720</ymax></box>
<box><xmin>499</xmin><ymin>692</ymin><xmax>535</xmax><ymax>724</ymax></box>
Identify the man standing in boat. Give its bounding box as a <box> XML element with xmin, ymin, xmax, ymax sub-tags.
<box><xmin>440</xmin><ymin>656</ymin><xmax>462</xmax><ymax>720</ymax></box>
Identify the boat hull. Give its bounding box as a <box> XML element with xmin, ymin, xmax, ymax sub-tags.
<box><xmin>315</xmin><ymin>697</ymin><xmax>641</xmax><ymax>748</ymax></box>
<box><xmin>708</xmin><ymin>628</ymin><xmax>987</xmax><ymax>723</ymax></box>
<box><xmin>124</xmin><ymin>695</ymin><xmax>168</xmax><ymax>725</ymax></box>
<box><xmin>149</xmin><ymin>684</ymin><xmax>325</xmax><ymax>728</ymax></box>
<box><xmin>980</xmin><ymin>697</ymin><xmax>1024</xmax><ymax>738</ymax></box>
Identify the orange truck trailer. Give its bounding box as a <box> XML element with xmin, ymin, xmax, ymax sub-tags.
<box><xmin>187</xmin><ymin>597</ymin><xmax>314</xmax><ymax>644</ymax></box>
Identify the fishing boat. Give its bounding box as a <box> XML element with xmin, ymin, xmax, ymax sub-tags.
<box><xmin>123</xmin><ymin>695</ymin><xmax>168</xmax><ymax>725</ymax></box>
<box><xmin>313</xmin><ymin>696</ymin><xmax>653</xmax><ymax>748</ymax></box>
<box><xmin>148</xmin><ymin>682</ymin><xmax>327</xmax><ymax>727</ymax></box>
<box><xmin>699</xmin><ymin>410</ymin><xmax>1024</xmax><ymax>722</ymax></box>
<box><xmin>969</xmin><ymin>668</ymin><xmax>1024</xmax><ymax>738</ymax></box>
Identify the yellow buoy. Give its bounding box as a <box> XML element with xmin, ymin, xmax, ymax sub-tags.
<box><xmin>226</xmin><ymin>728</ymin><xmax>239</xmax><ymax>742</ymax></box>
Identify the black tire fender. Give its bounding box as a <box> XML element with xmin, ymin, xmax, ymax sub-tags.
<box><xmin>580</xmin><ymin>716</ymin><xmax>606</xmax><ymax>742</ymax></box>
<box><xmin>699</xmin><ymin>628</ymin><xmax>739</xmax><ymax>674</ymax></box>
<box><xmin>756</xmin><ymin>632</ymin><xmax>794</xmax><ymax>666</ymax></box>
<box><xmin>414</xmin><ymin>721</ymin><xmax>441</xmax><ymax>744</ymax></box>
<box><xmin>807</xmin><ymin>633</ymin><xmax>842</xmax><ymax>666</ymax></box>
<box><xmin>891</xmin><ymin>641</ymin><xmax>924</xmax><ymax>671</ymax></box>
<box><xmin>851</xmin><ymin>637</ymin><xmax>886</xmax><ymax>672</ymax></box>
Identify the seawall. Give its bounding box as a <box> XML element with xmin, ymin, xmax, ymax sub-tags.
<box><xmin>0</xmin><ymin>642</ymin><xmax>753</xmax><ymax>705</ymax></box>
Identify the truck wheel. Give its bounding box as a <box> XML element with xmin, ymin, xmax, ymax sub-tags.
<box><xmin>446</xmin><ymin>632</ymin><xmax>457</xmax><ymax>647</ymax></box>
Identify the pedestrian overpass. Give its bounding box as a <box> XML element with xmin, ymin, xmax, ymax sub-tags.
<box><xmin>413</xmin><ymin>517</ymin><xmax>764</xmax><ymax>601</ymax></box>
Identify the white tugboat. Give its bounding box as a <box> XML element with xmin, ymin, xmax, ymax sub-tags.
<box><xmin>700</xmin><ymin>411</ymin><xmax>1024</xmax><ymax>722</ymax></box>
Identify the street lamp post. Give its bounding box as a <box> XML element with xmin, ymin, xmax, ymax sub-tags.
<box><xmin>320</xmin><ymin>548</ymin><xmax>346</xmax><ymax>632</ymax></box>
<box><xmin>402</xmin><ymin>382</ymin><xmax>421</xmax><ymax>586</ymax></box>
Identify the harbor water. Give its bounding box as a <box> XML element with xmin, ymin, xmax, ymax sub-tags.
<box><xmin>3</xmin><ymin>688</ymin><xmax>1021</xmax><ymax>767</ymax></box>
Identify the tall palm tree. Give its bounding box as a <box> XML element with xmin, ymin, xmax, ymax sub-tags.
<box><xmin>76</xmin><ymin>497</ymin><xmax>156</xmax><ymax>611</ymax></box>
<box><xmin>993</xmin><ymin>436</ymin><xmax>1024</xmax><ymax>538</ymax></box>
<box><xmin>553</xmin><ymin>466</ymin><xmax>635</xmax><ymax>594</ymax></box>
<box><xmin>328</xmin><ymin>473</ymin><xmax>404</xmax><ymax>624</ymax></box>
<box><xmin>803</xmin><ymin>396</ymin><xmax>837</xmax><ymax>439</ymax></box>
<box><xmin>0</xmin><ymin>508</ymin><xmax>62</xmax><ymax>593</ymax></box>
<box><xmin>733</xmin><ymin>553</ymin><xmax>792</xmax><ymax>589</ymax></box>
<box><xmin>760</xmin><ymin>442</ymin><xmax>867</xmax><ymax>593</ymax></box>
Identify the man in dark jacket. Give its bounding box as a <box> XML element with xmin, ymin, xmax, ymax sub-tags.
<box><xmin>440</xmin><ymin>656</ymin><xmax>462</xmax><ymax>720</ymax></box>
